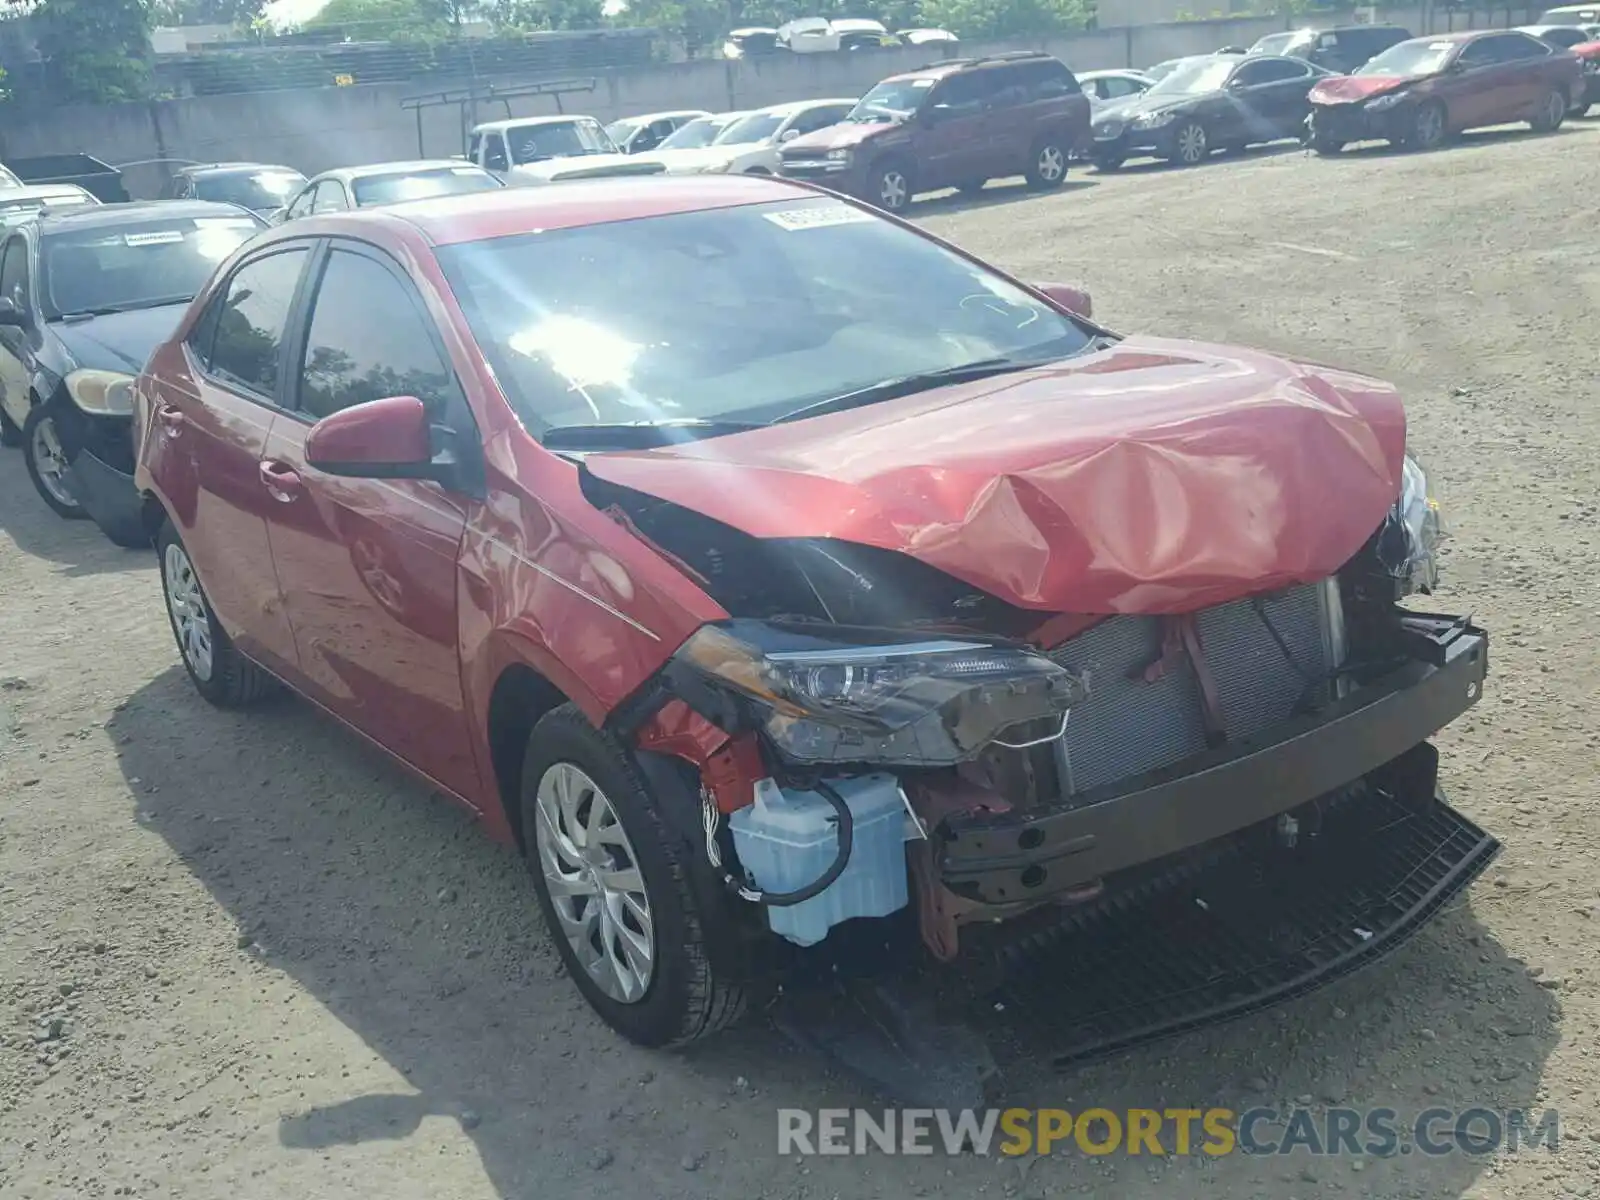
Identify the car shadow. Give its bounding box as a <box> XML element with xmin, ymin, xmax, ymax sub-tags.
<box><xmin>1098</xmin><ymin>139</ymin><xmax>1307</xmax><ymax>175</ymax></box>
<box><xmin>0</xmin><ymin>449</ymin><xmax>151</xmax><ymax>576</ymax></box>
<box><xmin>108</xmin><ymin>663</ymin><xmax>1559</xmax><ymax>1198</ymax></box>
<box><xmin>914</xmin><ymin>176</ymin><xmax>1097</xmax><ymax>215</ymax></box>
<box><xmin>1326</xmin><ymin>122</ymin><xmax>1594</xmax><ymax>159</ymax></box>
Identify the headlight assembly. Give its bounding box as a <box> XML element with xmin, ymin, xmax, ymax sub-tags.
<box><xmin>1131</xmin><ymin>110</ymin><xmax>1178</xmax><ymax>129</ymax></box>
<box><xmin>826</xmin><ymin>148</ymin><xmax>853</xmax><ymax>163</ymax></box>
<box><xmin>668</xmin><ymin>622</ymin><xmax>1086</xmax><ymax>767</ymax></box>
<box><xmin>1365</xmin><ymin>91</ymin><xmax>1410</xmax><ymax>112</ymax></box>
<box><xmin>65</xmin><ymin>369</ymin><xmax>136</xmax><ymax>416</ymax></box>
<box><xmin>1374</xmin><ymin>454</ymin><xmax>1442</xmax><ymax>595</ymax></box>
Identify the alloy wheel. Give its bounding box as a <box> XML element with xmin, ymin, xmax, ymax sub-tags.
<box><xmin>534</xmin><ymin>761</ymin><xmax>656</xmax><ymax>1004</ymax></box>
<box><xmin>877</xmin><ymin>169</ymin><xmax>908</xmax><ymax>211</ymax></box>
<box><xmin>29</xmin><ymin>415</ymin><xmax>76</xmax><ymax>508</ymax></box>
<box><xmin>1035</xmin><ymin>144</ymin><xmax>1066</xmax><ymax>182</ymax></box>
<box><xmin>1544</xmin><ymin>90</ymin><xmax>1566</xmax><ymax>129</ymax></box>
<box><xmin>163</xmin><ymin>542</ymin><xmax>215</xmax><ymax>683</ymax></box>
<box><xmin>1174</xmin><ymin>123</ymin><xmax>1208</xmax><ymax>165</ymax></box>
<box><xmin>1415</xmin><ymin>104</ymin><xmax>1444</xmax><ymax>148</ymax></box>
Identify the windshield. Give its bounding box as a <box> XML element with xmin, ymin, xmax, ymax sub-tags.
<box><xmin>604</xmin><ymin>120</ymin><xmax>640</xmax><ymax>146</ymax></box>
<box><xmin>0</xmin><ymin>165</ymin><xmax>21</xmax><ymax>188</ymax></box>
<box><xmin>1358</xmin><ymin>39</ymin><xmax>1455</xmax><ymax>76</ymax></box>
<box><xmin>193</xmin><ymin>170</ymin><xmax>306</xmax><ymax>210</ymax></box>
<box><xmin>40</xmin><ymin>214</ymin><xmax>261</xmax><ymax>319</ymax></box>
<box><xmin>1539</xmin><ymin>6</ymin><xmax>1599</xmax><ymax>22</ymax></box>
<box><xmin>0</xmin><ymin>192</ymin><xmax>96</xmax><ymax>228</ymax></box>
<box><xmin>437</xmin><ymin>197</ymin><xmax>1094</xmax><ymax>440</ymax></box>
<box><xmin>507</xmin><ymin>119</ymin><xmax>616</xmax><ymax>164</ymax></box>
<box><xmin>714</xmin><ymin>111</ymin><xmax>787</xmax><ymax>145</ymax></box>
<box><xmin>1148</xmin><ymin>58</ymin><xmax>1238</xmax><ymax>94</ymax></box>
<box><xmin>659</xmin><ymin>115</ymin><xmax>740</xmax><ymax>150</ymax></box>
<box><xmin>352</xmin><ymin>168</ymin><xmax>501</xmax><ymax>206</ymax></box>
<box><xmin>850</xmin><ymin>77</ymin><xmax>936</xmax><ymax>120</ymax></box>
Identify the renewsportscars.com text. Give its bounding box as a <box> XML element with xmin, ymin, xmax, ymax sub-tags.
<box><xmin>777</xmin><ymin>1107</ymin><xmax>1561</xmax><ymax>1158</ymax></box>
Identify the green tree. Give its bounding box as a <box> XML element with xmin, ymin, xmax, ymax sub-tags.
<box><xmin>149</xmin><ymin>0</ymin><xmax>263</xmax><ymax>27</ymax></box>
<box><xmin>918</xmin><ymin>0</ymin><xmax>1091</xmax><ymax>38</ymax></box>
<box><xmin>306</xmin><ymin>0</ymin><xmax>458</xmax><ymax>37</ymax></box>
<box><xmin>491</xmin><ymin>0</ymin><xmax>604</xmax><ymax>31</ymax></box>
<box><xmin>33</xmin><ymin>0</ymin><xmax>153</xmax><ymax>103</ymax></box>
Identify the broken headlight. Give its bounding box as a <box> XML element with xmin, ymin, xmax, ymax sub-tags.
<box><xmin>670</xmin><ymin>622</ymin><xmax>1085</xmax><ymax>768</ymax></box>
<box><xmin>1374</xmin><ymin>454</ymin><xmax>1442</xmax><ymax>595</ymax></box>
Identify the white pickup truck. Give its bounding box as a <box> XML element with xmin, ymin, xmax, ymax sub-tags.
<box><xmin>465</xmin><ymin>115</ymin><xmax>668</xmax><ymax>185</ymax></box>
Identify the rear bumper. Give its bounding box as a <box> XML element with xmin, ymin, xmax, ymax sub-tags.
<box><xmin>64</xmin><ymin>447</ymin><xmax>147</xmax><ymax>547</ymax></box>
<box><xmin>939</xmin><ymin>614</ymin><xmax>1488</xmax><ymax>903</ymax></box>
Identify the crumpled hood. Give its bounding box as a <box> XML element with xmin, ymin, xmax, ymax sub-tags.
<box><xmin>510</xmin><ymin>154</ymin><xmax>666</xmax><ymax>183</ymax></box>
<box><xmin>783</xmin><ymin>120</ymin><xmax>895</xmax><ymax>153</ymax></box>
<box><xmin>583</xmin><ymin>336</ymin><xmax>1408</xmax><ymax>616</ymax></box>
<box><xmin>49</xmin><ymin>303</ymin><xmax>190</xmax><ymax>374</ymax></box>
<box><xmin>1310</xmin><ymin>74</ymin><xmax>1422</xmax><ymax>104</ymax></box>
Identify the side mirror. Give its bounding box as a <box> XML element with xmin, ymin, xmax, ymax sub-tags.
<box><xmin>305</xmin><ymin>395</ymin><xmax>437</xmax><ymax>480</ymax></box>
<box><xmin>0</xmin><ymin>297</ymin><xmax>24</xmax><ymax>327</ymax></box>
<box><xmin>1033</xmin><ymin>282</ymin><xmax>1093</xmax><ymax>320</ymax></box>
<box><xmin>779</xmin><ymin>128</ymin><xmax>801</xmax><ymax>143</ymax></box>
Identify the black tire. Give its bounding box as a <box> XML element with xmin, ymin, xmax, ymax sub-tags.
<box><xmin>1573</xmin><ymin>102</ymin><xmax>1593</xmax><ymax>118</ymax></box>
<box><xmin>1024</xmin><ymin>136</ymin><xmax>1069</xmax><ymax>189</ymax></box>
<box><xmin>1167</xmin><ymin>120</ymin><xmax>1210</xmax><ymax>166</ymax></box>
<box><xmin>22</xmin><ymin>403</ymin><xmax>87</xmax><ymax>519</ymax></box>
<box><xmin>520</xmin><ymin>704</ymin><xmax>748</xmax><ymax>1048</ymax></box>
<box><xmin>742</xmin><ymin>166</ymin><xmax>772</xmax><ymax>175</ymax></box>
<box><xmin>1530</xmin><ymin>88</ymin><xmax>1566</xmax><ymax>133</ymax></box>
<box><xmin>0</xmin><ymin>406</ymin><xmax>20</xmax><ymax>448</ymax></box>
<box><xmin>1309</xmin><ymin>134</ymin><xmax>1345</xmax><ymax>156</ymax></box>
<box><xmin>867</xmin><ymin>159</ymin><xmax>914</xmax><ymax>214</ymax></box>
<box><xmin>156</xmin><ymin>518</ymin><xmax>276</xmax><ymax>708</ymax></box>
<box><xmin>956</xmin><ymin>178</ymin><xmax>988</xmax><ymax>196</ymax></box>
<box><xmin>1091</xmin><ymin>153</ymin><xmax>1125</xmax><ymax>172</ymax></box>
<box><xmin>1407</xmin><ymin>101</ymin><xmax>1448</xmax><ymax>151</ymax></box>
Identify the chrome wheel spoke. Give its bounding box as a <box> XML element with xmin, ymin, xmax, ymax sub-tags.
<box><xmin>163</xmin><ymin>543</ymin><xmax>215</xmax><ymax>682</ymax></box>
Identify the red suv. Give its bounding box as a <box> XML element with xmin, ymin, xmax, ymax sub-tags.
<box><xmin>778</xmin><ymin>51</ymin><xmax>1091</xmax><ymax>212</ymax></box>
<box><xmin>133</xmin><ymin>178</ymin><xmax>1494</xmax><ymax>1053</ymax></box>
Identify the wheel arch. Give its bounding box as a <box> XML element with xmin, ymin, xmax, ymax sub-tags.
<box><xmin>486</xmin><ymin>661</ymin><xmax>572</xmax><ymax>852</ymax></box>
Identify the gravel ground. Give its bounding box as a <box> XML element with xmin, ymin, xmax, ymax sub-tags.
<box><xmin>4</xmin><ymin>121</ymin><xmax>1600</xmax><ymax>1200</ymax></box>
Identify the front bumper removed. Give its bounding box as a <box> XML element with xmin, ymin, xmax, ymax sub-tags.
<box><xmin>938</xmin><ymin>614</ymin><xmax>1486</xmax><ymax>904</ymax></box>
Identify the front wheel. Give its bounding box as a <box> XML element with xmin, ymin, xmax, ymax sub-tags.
<box><xmin>521</xmin><ymin>704</ymin><xmax>749</xmax><ymax>1047</ymax></box>
<box><xmin>157</xmin><ymin>519</ymin><xmax>277</xmax><ymax>708</ymax></box>
<box><xmin>22</xmin><ymin>403</ymin><xmax>86</xmax><ymax>519</ymax></box>
<box><xmin>1024</xmin><ymin>137</ymin><xmax>1069</xmax><ymax>189</ymax></box>
<box><xmin>1309</xmin><ymin>133</ymin><xmax>1345</xmax><ymax>156</ymax></box>
<box><xmin>868</xmin><ymin>160</ymin><xmax>913</xmax><ymax>214</ymax></box>
<box><xmin>1530</xmin><ymin>88</ymin><xmax>1566</xmax><ymax>133</ymax></box>
<box><xmin>1091</xmin><ymin>153</ymin><xmax>1125</xmax><ymax>172</ymax></box>
<box><xmin>1407</xmin><ymin>101</ymin><xmax>1448</xmax><ymax>151</ymax></box>
<box><xmin>1168</xmin><ymin>121</ymin><xmax>1210</xmax><ymax>166</ymax></box>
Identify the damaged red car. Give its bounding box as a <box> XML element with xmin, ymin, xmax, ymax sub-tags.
<box><xmin>131</xmin><ymin>178</ymin><xmax>1497</xmax><ymax>1055</ymax></box>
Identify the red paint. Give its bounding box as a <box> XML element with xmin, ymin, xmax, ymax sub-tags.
<box><xmin>132</xmin><ymin>180</ymin><xmax>1418</xmax><ymax>846</ymax></box>
<box><xmin>304</xmin><ymin>394</ymin><xmax>431</xmax><ymax>469</ymax></box>
<box><xmin>1032</xmin><ymin>282</ymin><xmax>1093</xmax><ymax>320</ymax></box>
<box><xmin>584</xmin><ymin>336</ymin><xmax>1408</xmax><ymax>616</ymax></box>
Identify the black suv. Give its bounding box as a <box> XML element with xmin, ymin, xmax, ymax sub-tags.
<box><xmin>1246</xmin><ymin>24</ymin><xmax>1412</xmax><ymax>74</ymax></box>
<box><xmin>779</xmin><ymin>51</ymin><xmax>1092</xmax><ymax>213</ymax></box>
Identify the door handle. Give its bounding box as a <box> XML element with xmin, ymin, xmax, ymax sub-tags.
<box><xmin>259</xmin><ymin>460</ymin><xmax>302</xmax><ymax>502</ymax></box>
<box><xmin>157</xmin><ymin>405</ymin><xmax>186</xmax><ymax>436</ymax></box>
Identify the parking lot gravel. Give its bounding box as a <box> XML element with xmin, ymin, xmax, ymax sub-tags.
<box><xmin>4</xmin><ymin>121</ymin><xmax>1600</xmax><ymax>1200</ymax></box>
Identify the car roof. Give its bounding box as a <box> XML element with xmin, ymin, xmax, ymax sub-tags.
<box><xmin>34</xmin><ymin>199</ymin><xmax>259</xmax><ymax>231</ymax></box>
<box><xmin>0</xmin><ymin>184</ymin><xmax>96</xmax><ymax>201</ymax></box>
<box><xmin>616</xmin><ymin>109</ymin><xmax>709</xmax><ymax>123</ymax></box>
<box><xmin>472</xmin><ymin>115</ymin><xmax>597</xmax><ymax>133</ymax></box>
<box><xmin>1079</xmin><ymin>68</ymin><xmax>1150</xmax><ymax>79</ymax></box>
<box><xmin>288</xmin><ymin>174</ymin><xmax>812</xmax><ymax>248</ymax></box>
<box><xmin>754</xmin><ymin>97</ymin><xmax>857</xmax><ymax>116</ymax></box>
<box><xmin>317</xmin><ymin>160</ymin><xmax>489</xmax><ymax>182</ymax></box>
<box><xmin>183</xmin><ymin>162</ymin><xmax>302</xmax><ymax>177</ymax></box>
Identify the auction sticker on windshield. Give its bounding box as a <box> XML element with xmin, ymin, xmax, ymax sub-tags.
<box><xmin>194</xmin><ymin>218</ymin><xmax>259</xmax><ymax>230</ymax></box>
<box><xmin>764</xmin><ymin>203</ymin><xmax>876</xmax><ymax>232</ymax></box>
<box><xmin>124</xmin><ymin>230</ymin><xmax>186</xmax><ymax>247</ymax></box>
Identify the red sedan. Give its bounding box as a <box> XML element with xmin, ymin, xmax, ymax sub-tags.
<box><xmin>1306</xmin><ymin>27</ymin><xmax>1584</xmax><ymax>153</ymax></box>
<box><xmin>132</xmin><ymin>178</ymin><xmax>1492</xmax><ymax>1050</ymax></box>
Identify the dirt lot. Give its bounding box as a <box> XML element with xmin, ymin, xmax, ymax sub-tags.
<box><xmin>5</xmin><ymin>124</ymin><xmax>1600</xmax><ymax>1200</ymax></box>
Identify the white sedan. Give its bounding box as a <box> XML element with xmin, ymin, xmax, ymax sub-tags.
<box><xmin>1078</xmin><ymin>69</ymin><xmax>1154</xmax><ymax>113</ymax></box>
<box><xmin>639</xmin><ymin>99</ymin><xmax>857</xmax><ymax>175</ymax></box>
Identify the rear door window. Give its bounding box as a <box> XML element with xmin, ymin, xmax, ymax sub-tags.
<box><xmin>207</xmin><ymin>249</ymin><xmax>309</xmax><ymax>398</ymax></box>
<box><xmin>1232</xmin><ymin>57</ymin><xmax>1311</xmax><ymax>85</ymax></box>
<box><xmin>1495</xmin><ymin>31</ymin><xmax>1556</xmax><ymax>58</ymax></box>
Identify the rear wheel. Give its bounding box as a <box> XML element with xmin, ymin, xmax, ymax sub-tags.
<box><xmin>1024</xmin><ymin>137</ymin><xmax>1069</xmax><ymax>189</ymax></box>
<box><xmin>0</xmin><ymin>406</ymin><xmax>21</xmax><ymax>448</ymax></box>
<box><xmin>1530</xmin><ymin>88</ymin><xmax>1566</xmax><ymax>133</ymax></box>
<box><xmin>956</xmin><ymin>178</ymin><xmax>988</xmax><ymax>196</ymax></box>
<box><xmin>521</xmin><ymin>704</ymin><xmax>749</xmax><ymax>1047</ymax></box>
<box><xmin>1168</xmin><ymin>121</ymin><xmax>1209</xmax><ymax>166</ymax></box>
<box><xmin>22</xmin><ymin>403</ymin><xmax>86</xmax><ymax>519</ymax></box>
<box><xmin>157</xmin><ymin>518</ymin><xmax>276</xmax><ymax>708</ymax></box>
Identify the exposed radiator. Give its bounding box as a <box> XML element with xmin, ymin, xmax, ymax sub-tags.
<box><xmin>1046</xmin><ymin>581</ymin><xmax>1344</xmax><ymax>798</ymax></box>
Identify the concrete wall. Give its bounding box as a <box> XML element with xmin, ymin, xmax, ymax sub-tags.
<box><xmin>0</xmin><ymin>3</ymin><xmax>1527</xmax><ymax>199</ymax></box>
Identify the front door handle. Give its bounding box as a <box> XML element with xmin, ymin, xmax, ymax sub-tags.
<box><xmin>259</xmin><ymin>460</ymin><xmax>302</xmax><ymax>503</ymax></box>
<box><xmin>157</xmin><ymin>405</ymin><xmax>186</xmax><ymax>436</ymax></box>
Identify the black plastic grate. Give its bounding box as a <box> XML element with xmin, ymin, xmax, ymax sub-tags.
<box><xmin>971</xmin><ymin>785</ymin><xmax>1499</xmax><ymax>1068</ymax></box>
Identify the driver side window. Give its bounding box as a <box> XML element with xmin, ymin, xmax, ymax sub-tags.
<box><xmin>1232</xmin><ymin>58</ymin><xmax>1308</xmax><ymax>86</ymax></box>
<box><xmin>929</xmin><ymin>72</ymin><xmax>995</xmax><ymax>116</ymax></box>
<box><xmin>1457</xmin><ymin>39</ymin><xmax>1500</xmax><ymax>68</ymax></box>
<box><xmin>483</xmin><ymin>135</ymin><xmax>509</xmax><ymax>170</ymax></box>
<box><xmin>0</xmin><ymin>236</ymin><xmax>30</xmax><ymax>313</ymax></box>
<box><xmin>310</xmin><ymin>180</ymin><xmax>348</xmax><ymax>214</ymax></box>
<box><xmin>285</xmin><ymin>184</ymin><xmax>317</xmax><ymax>220</ymax></box>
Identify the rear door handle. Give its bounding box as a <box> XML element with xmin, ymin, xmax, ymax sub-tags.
<box><xmin>259</xmin><ymin>460</ymin><xmax>302</xmax><ymax>503</ymax></box>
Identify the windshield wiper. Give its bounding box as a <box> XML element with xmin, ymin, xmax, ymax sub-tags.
<box><xmin>772</xmin><ymin>358</ymin><xmax>1046</xmax><ymax>425</ymax></box>
<box><xmin>57</xmin><ymin>296</ymin><xmax>192</xmax><ymax>322</ymax></box>
<box><xmin>541</xmin><ymin>418</ymin><xmax>767</xmax><ymax>451</ymax></box>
